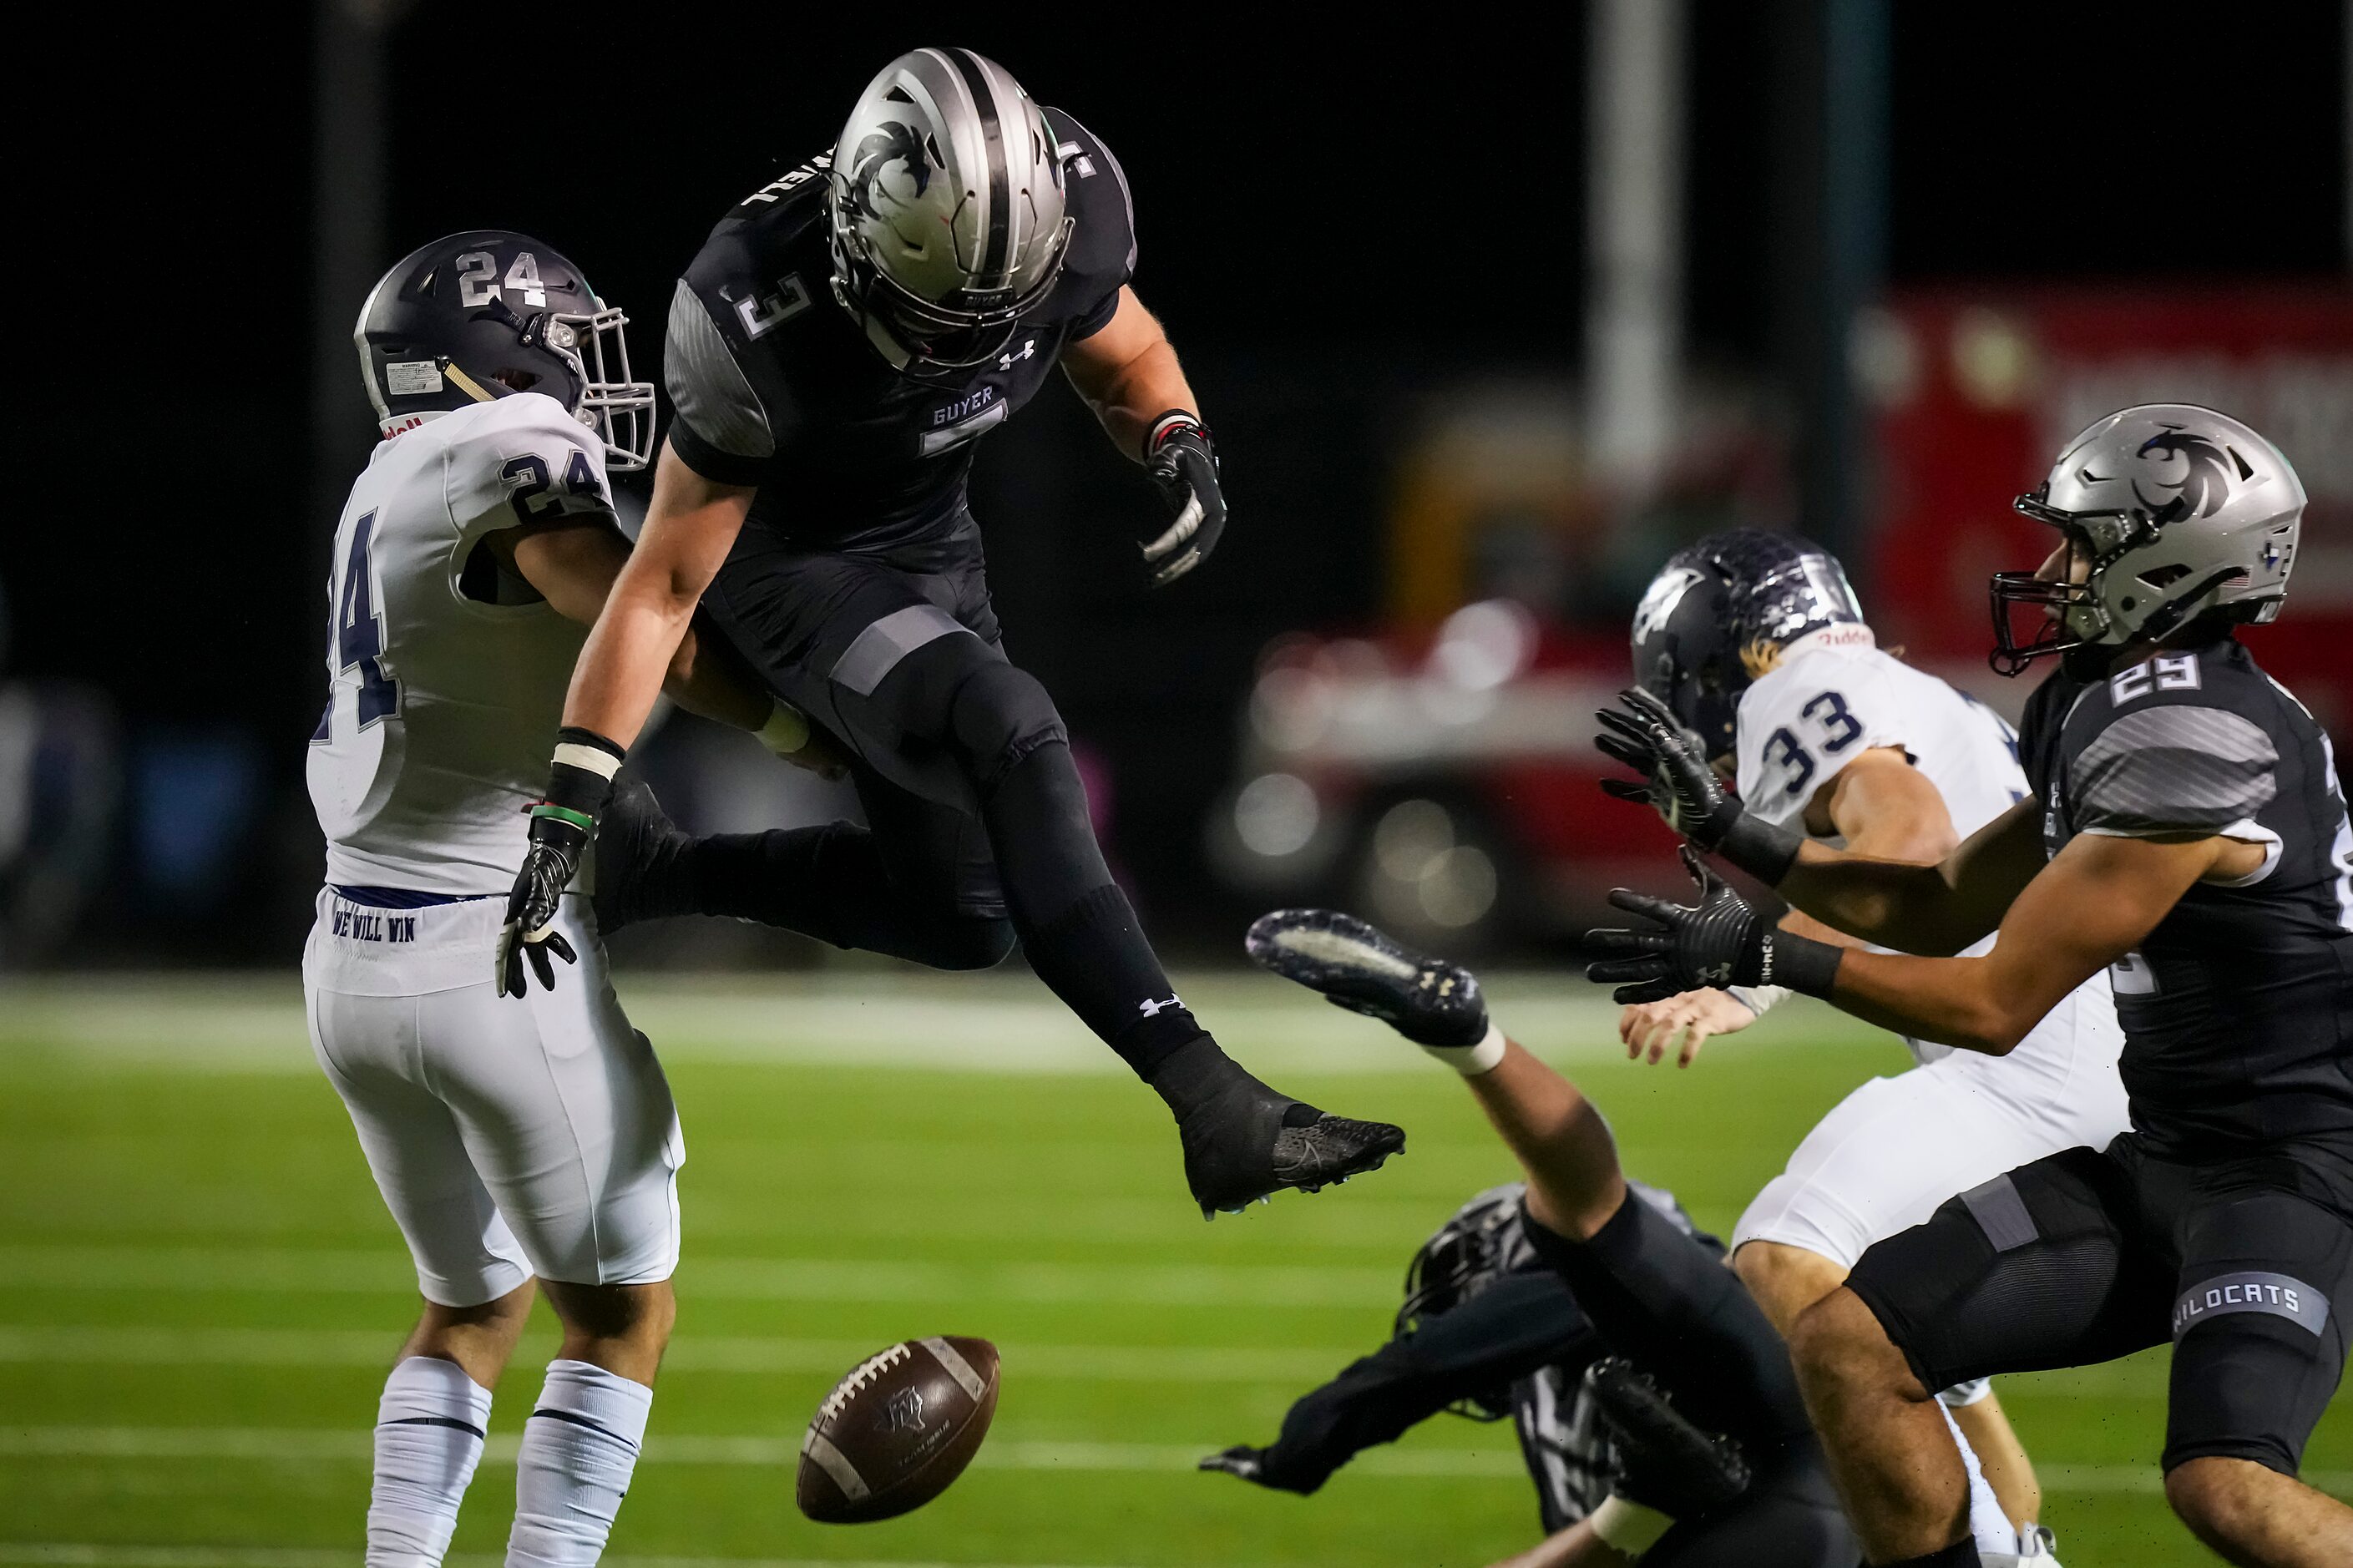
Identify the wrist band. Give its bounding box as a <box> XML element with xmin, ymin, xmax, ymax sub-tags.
<box><xmin>1728</xmin><ymin>984</ymin><xmax>1791</xmax><ymax>1017</ymax></box>
<box><xmin>1425</xmin><ymin>1020</ymin><xmax>1506</xmax><ymax>1077</ymax></box>
<box><xmin>1590</xmin><ymin>1495</ymin><xmax>1674</xmax><ymax>1555</ymax></box>
<box><xmin>552</xmin><ymin>741</ymin><xmax>622</xmax><ymax>779</ymax></box>
<box><xmin>529</xmin><ymin>802</ymin><xmax>596</xmax><ymax>832</ymax></box>
<box><xmin>1146</xmin><ymin>409</ymin><xmax>1206</xmax><ymax>457</ymax></box>
<box><xmin>1761</xmin><ymin>930</ymin><xmax>1843</xmax><ymax>998</ymax></box>
<box><xmin>1717</xmin><ymin>810</ymin><xmax>1804</xmax><ymax>885</ymax></box>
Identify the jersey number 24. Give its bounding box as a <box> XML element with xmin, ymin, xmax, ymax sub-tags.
<box><xmin>314</xmin><ymin>511</ymin><xmax>398</xmax><ymax>738</ymax></box>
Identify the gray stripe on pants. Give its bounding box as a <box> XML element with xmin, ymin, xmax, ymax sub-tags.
<box><xmin>831</xmin><ymin>604</ymin><xmax>971</xmax><ymax>697</ymax></box>
<box><xmin>1961</xmin><ymin>1174</ymin><xmax>2038</xmax><ymax>1253</ymax></box>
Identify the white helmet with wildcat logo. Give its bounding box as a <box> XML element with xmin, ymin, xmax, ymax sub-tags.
<box><xmin>1991</xmin><ymin>403</ymin><xmax>2306</xmax><ymax>674</ymax></box>
<box><xmin>826</xmin><ymin>48</ymin><xmax>1075</xmax><ymax>377</ymax></box>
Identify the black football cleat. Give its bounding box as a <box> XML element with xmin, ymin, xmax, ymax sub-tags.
<box><xmin>1244</xmin><ymin>908</ymin><xmax>1490</xmax><ymax>1050</ymax></box>
<box><xmin>1156</xmin><ymin>1040</ymin><xmax>1405</xmax><ymax>1218</ymax></box>
<box><xmin>590</xmin><ymin>773</ymin><xmax>692</xmax><ymax>936</ymax></box>
<box><xmin>1582</xmin><ymin>1356</ymin><xmax>1752</xmax><ymax>1519</ymax></box>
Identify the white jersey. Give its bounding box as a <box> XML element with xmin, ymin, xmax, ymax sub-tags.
<box><xmin>306</xmin><ymin>392</ymin><xmax>615</xmax><ymax>896</ymax></box>
<box><xmin>1728</xmin><ymin>632</ymin><xmax>2128</xmax><ymax>1491</ymax></box>
<box><xmin>1734</xmin><ymin>626</ymin><xmax>2121</xmax><ymax>1085</ymax></box>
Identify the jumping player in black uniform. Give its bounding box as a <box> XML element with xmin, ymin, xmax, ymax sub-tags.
<box><xmin>1587</xmin><ymin>404</ymin><xmax>2351</xmax><ymax>1565</ymax></box>
<box><xmin>494</xmin><ymin>48</ymin><xmax>1403</xmax><ymax>1216</ymax></box>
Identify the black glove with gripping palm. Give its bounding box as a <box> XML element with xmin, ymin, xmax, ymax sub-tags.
<box><xmin>1595</xmin><ymin>689</ymin><xmax>1802</xmax><ymax>885</ymax></box>
<box><xmin>1585</xmin><ymin>848</ymin><xmax>1841</xmax><ymax>1004</ymax></box>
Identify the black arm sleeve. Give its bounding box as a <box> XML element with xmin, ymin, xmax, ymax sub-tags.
<box><xmin>1252</xmin><ymin>1269</ymin><xmax>1599</xmax><ymax>1491</ymax></box>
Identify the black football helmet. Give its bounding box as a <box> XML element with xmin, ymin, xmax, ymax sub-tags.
<box><xmin>354</xmin><ymin>230</ymin><xmax>655</xmax><ymax>468</ymax></box>
<box><xmin>1629</xmin><ymin>529</ymin><xmax>1865</xmax><ymax>761</ymax></box>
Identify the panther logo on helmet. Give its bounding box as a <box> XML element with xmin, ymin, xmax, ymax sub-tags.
<box><xmin>840</xmin><ymin>119</ymin><xmax>931</xmax><ymax>225</ymax></box>
<box><xmin>2133</xmin><ymin>427</ymin><xmax>2234</xmax><ymax>524</ymax></box>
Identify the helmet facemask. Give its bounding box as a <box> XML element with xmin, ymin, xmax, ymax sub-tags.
<box><xmin>544</xmin><ymin>302</ymin><xmax>655</xmax><ymax>471</ymax></box>
<box><xmin>828</xmin><ymin>190</ymin><xmax>1072</xmax><ymax>381</ymax></box>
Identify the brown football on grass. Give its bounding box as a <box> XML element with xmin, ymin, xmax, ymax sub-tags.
<box><xmin>796</xmin><ymin>1335</ymin><xmax>1000</xmax><ymax>1523</ymax></box>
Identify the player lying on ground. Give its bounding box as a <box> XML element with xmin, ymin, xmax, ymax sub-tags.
<box><xmin>498</xmin><ymin>47</ymin><xmax>1402</xmax><ymax>1218</ymax></box>
<box><xmin>1589</xmin><ymin>405</ymin><xmax>2353</xmax><ymax>1567</ymax></box>
<box><xmin>1243</xmin><ymin>910</ymin><xmax>2059</xmax><ymax>1566</ymax></box>
<box><xmin>1202</xmin><ymin>1180</ymin><xmax>1755</xmax><ymax>1540</ymax></box>
<box><xmin>313</xmin><ymin>230</ymin><xmax>837</xmax><ymax>1568</ymax></box>
<box><xmin>1608</xmin><ymin>529</ymin><xmax>2131</xmax><ymax>1537</ymax></box>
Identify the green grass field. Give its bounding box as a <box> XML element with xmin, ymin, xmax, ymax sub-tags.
<box><xmin>1</xmin><ymin>970</ymin><xmax>2345</xmax><ymax>1567</ymax></box>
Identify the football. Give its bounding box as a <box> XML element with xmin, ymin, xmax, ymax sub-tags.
<box><xmin>797</xmin><ymin>1335</ymin><xmax>1001</xmax><ymax>1523</ymax></box>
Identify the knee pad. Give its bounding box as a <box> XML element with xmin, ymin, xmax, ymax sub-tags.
<box><xmin>944</xmin><ymin>661</ymin><xmax>1068</xmax><ymax>794</ymax></box>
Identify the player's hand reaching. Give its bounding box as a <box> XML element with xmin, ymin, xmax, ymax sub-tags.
<box><xmin>1198</xmin><ymin>1444</ymin><xmax>1325</xmax><ymax>1495</ymax></box>
<box><xmin>1141</xmin><ymin>412</ymin><xmax>1225</xmax><ymax>588</ymax></box>
<box><xmin>498</xmin><ymin>812</ymin><xmax>584</xmax><ymax>995</ymax></box>
<box><xmin>1620</xmin><ymin>987</ymin><xmax>1759</xmax><ymax>1068</ymax></box>
<box><xmin>1586</xmin><ymin>847</ymin><xmax>1840</xmax><ymax>1004</ymax></box>
<box><xmin>498</xmin><ymin>727</ymin><xmax>625</xmax><ymax>997</ymax></box>
<box><xmin>1595</xmin><ymin>689</ymin><xmax>1803</xmax><ymax>883</ymax></box>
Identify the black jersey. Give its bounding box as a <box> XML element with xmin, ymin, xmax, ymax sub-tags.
<box><xmin>2024</xmin><ymin>637</ymin><xmax>2353</xmax><ymax>1156</ymax></box>
<box><xmin>662</xmin><ymin>110</ymin><xmax>1136</xmax><ymax>554</ymax></box>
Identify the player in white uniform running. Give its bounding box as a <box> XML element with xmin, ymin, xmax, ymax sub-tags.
<box><xmin>309</xmin><ymin>230</ymin><xmax>831</xmax><ymax>1567</ymax></box>
<box><xmin>1602</xmin><ymin>530</ymin><xmax>2129</xmax><ymax>1545</ymax></box>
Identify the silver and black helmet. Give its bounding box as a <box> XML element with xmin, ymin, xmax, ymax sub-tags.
<box><xmin>827</xmin><ymin>48</ymin><xmax>1075</xmax><ymax>377</ymax></box>
<box><xmin>1991</xmin><ymin>404</ymin><xmax>2305</xmax><ymax>675</ymax></box>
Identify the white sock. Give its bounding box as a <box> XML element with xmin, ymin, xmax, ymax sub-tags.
<box><xmin>368</xmin><ymin>1355</ymin><xmax>493</xmax><ymax>1568</ymax></box>
<box><xmin>507</xmin><ymin>1358</ymin><xmax>654</xmax><ymax>1567</ymax></box>
<box><xmin>1939</xmin><ymin>1400</ymin><xmax>2022</xmax><ymax>1557</ymax></box>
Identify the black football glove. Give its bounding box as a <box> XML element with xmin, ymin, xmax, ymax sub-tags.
<box><xmin>1585</xmin><ymin>847</ymin><xmax>1841</xmax><ymax>1004</ymax></box>
<box><xmin>1594</xmin><ymin>688</ymin><xmax>1802</xmax><ymax>884</ymax></box>
<box><xmin>1141</xmin><ymin>412</ymin><xmax>1225</xmax><ymax>588</ymax></box>
<box><xmin>1197</xmin><ymin>1444</ymin><xmax>1325</xmax><ymax>1495</ymax></box>
<box><xmin>497</xmin><ymin>727</ymin><xmax>624</xmax><ymax>998</ymax></box>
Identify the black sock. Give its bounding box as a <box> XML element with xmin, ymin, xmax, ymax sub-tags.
<box><xmin>1148</xmin><ymin>1034</ymin><xmax>1324</xmax><ymax>1126</ymax></box>
<box><xmin>979</xmin><ymin>744</ymin><xmax>1207</xmax><ymax>1079</ymax></box>
<box><xmin>1882</xmin><ymin>1541</ymin><xmax>1982</xmax><ymax>1568</ymax></box>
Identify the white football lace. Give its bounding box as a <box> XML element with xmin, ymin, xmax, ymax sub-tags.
<box><xmin>818</xmin><ymin>1343</ymin><xmax>913</xmax><ymax>1424</ymax></box>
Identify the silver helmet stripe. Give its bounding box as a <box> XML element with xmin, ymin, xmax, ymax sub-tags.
<box><xmin>939</xmin><ymin>47</ymin><xmax>1014</xmax><ymax>287</ymax></box>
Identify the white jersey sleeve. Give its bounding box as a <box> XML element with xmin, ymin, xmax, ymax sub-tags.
<box><xmin>438</xmin><ymin>392</ymin><xmax>615</xmax><ymax>583</ymax></box>
<box><xmin>1734</xmin><ymin>647</ymin><xmax>1916</xmax><ymax>827</ymax></box>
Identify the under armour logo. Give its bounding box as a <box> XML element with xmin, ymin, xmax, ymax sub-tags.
<box><xmin>998</xmin><ymin>339</ymin><xmax>1036</xmax><ymax>370</ymax></box>
<box><xmin>1137</xmin><ymin>994</ymin><xmax>1183</xmax><ymax>1018</ymax></box>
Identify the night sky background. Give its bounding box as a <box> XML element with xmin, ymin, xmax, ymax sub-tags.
<box><xmin>11</xmin><ymin>1</ymin><xmax>2346</xmax><ymax>959</ymax></box>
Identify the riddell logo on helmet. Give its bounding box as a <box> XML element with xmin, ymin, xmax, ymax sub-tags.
<box><xmin>2133</xmin><ymin>427</ymin><xmax>2236</xmax><ymax>523</ymax></box>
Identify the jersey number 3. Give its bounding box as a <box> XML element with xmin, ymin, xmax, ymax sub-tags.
<box><xmin>324</xmin><ymin>510</ymin><xmax>398</xmax><ymax>732</ymax></box>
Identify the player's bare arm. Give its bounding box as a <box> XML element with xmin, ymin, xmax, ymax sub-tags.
<box><xmin>557</xmin><ymin>444</ymin><xmax>755</xmax><ymax>750</ymax></box>
<box><xmin>1060</xmin><ymin>286</ymin><xmax>1196</xmax><ymax>453</ymax></box>
<box><xmin>1061</xmin><ymin>286</ymin><xmax>1223</xmax><ymax>586</ymax></box>
<box><xmin>493</xmin><ymin>518</ymin><xmax>758</xmax><ymax>731</ymax></box>
<box><xmin>1821</xmin><ymin>828</ymin><xmax>2259</xmax><ymax>1054</ymax></box>
<box><xmin>1622</xmin><ymin>746</ymin><xmax>1959</xmax><ymax>1066</ymax></box>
